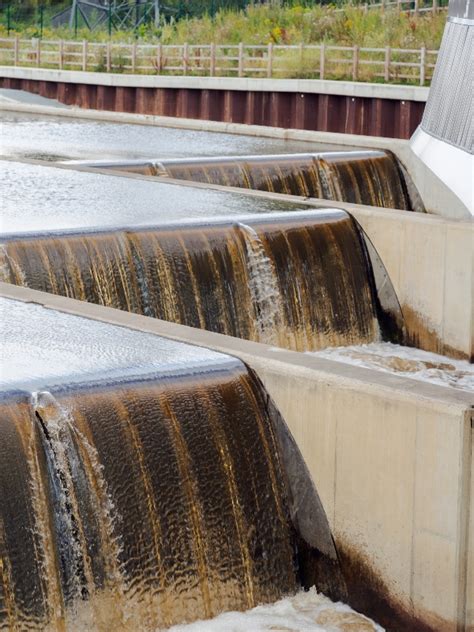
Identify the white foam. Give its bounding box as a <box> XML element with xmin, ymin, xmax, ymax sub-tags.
<box><xmin>311</xmin><ymin>342</ymin><xmax>473</xmax><ymax>392</ymax></box>
<box><xmin>166</xmin><ymin>587</ymin><xmax>384</xmax><ymax>632</ymax></box>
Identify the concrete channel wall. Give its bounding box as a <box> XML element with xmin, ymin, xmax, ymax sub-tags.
<box><xmin>2</xmin><ymin>282</ymin><xmax>472</xmax><ymax>631</ymax></box>
<box><xmin>0</xmin><ymin>66</ymin><xmax>428</xmax><ymax>139</ymax></box>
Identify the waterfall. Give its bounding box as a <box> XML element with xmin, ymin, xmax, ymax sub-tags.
<box><xmin>1</xmin><ymin>359</ymin><xmax>343</xmax><ymax>630</ymax></box>
<box><xmin>1</xmin><ymin>210</ymin><xmax>393</xmax><ymax>351</ymax></box>
<box><xmin>237</xmin><ymin>223</ymin><xmax>284</xmax><ymax>346</ymax></box>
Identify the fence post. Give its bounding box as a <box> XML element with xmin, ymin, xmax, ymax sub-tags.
<box><xmin>36</xmin><ymin>37</ymin><xmax>41</xmax><ymax>67</ymax></box>
<box><xmin>106</xmin><ymin>41</ymin><xmax>111</xmax><ymax>72</ymax></box>
<box><xmin>74</xmin><ymin>2</ymin><xmax>78</xmax><ymax>37</ymax></box>
<box><xmin>320</xmin><ymin>43</ymin><xmax>325</xmax><ymax>80</ymax></box>
<box><xmin>419</xmin><ymin>45</ymin><xmax>426</xmax><ymax>86</ymax></box>
<box><xmin>210</xmin><ymin>42</ymin><xmax>216</xmax><ymax>76</ymax></box>
<box><xmin>156</xmin><ymin>43</ymin><xmax>162</xmax><ymax>73</ymax></box>
<box><xmin>384</xmin><ymin>46</ymin><xmax>391</xmax><ymax>81</ymax></box>
<box><xmin>352</xmin><ymin>45</ymin><xmax>359</xmax><ymax>80</ymax></box>
<box><xmin>414</xmin><ymin>0</ymin><xmax>419</xmax><ymax>15</ymax></box>
<box><xmin>267</xmin><ymin>42</ymin><xmax>273</xmax><ymax>78</ymax></box>
<box><xmin>59</xmin><ymin>39</ymin><xmax>64</xmax><ymax>69</ymax></box>
<box><xmin>397</xmin><ymin>0</ymin><xmax>402</xmax><ymax>11</ymax></box>
<box><xmin>82</xmin><ymin>39</ymin><xmax>88</xmax><ymax>71</ymax></box>
<box><xmin>14</xmin><ymin>36</ymin><xmax>19</xmax><ymax>66</ymax></box>
<box><xmin>108</xmin><ymin>2</ymin><xmax>112</xmax><ymax>37</ymax></box>
<box><xmin>238</xmin><ymin>42</ymin><xmax>244</xmax><ymax>77</ymax></box>
<box><xmin>432</xmin><ymin>0</ymin><xmax>438</xmax><ymax>12</ymax></box>
<box><xmin>39</xmin><ymin>6</ymin><xmax>44</xmax><ymax>38</ymax></box>
<box><xmin>7</xmin><ymin>4</ymin><xmax>11</xmax><ymax>36</ymax></box>
<box><xmin>183</xmin><ymin>42</ymin><xmax>188</xmax><ymax>75</ymax></box>
<box><xmin>131</xmin><ymin>42</ymin><xmax>137</xmax><ymax>73</ymax></box>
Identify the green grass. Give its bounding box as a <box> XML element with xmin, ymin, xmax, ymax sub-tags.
<box><xmin>1</xmin><ymin>3</ymin><xmax>446</xmax><ymax>50</ymax></box>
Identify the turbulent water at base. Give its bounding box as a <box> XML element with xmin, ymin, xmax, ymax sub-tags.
<box><xmin>168</xmin><ymin>588</ymin><xmax>384</xmax><ymax>632</ymax></box>
<box><xmin>0</xmin><ymin>210</ymin><xmax>394</xmax><ymax>351</ymax></box>
<box><xmin>104</xmin><ymin>151</ymin><xmax>423</xmax><ymax>211</ymax></box>
<box><xmin>313</xmin><ymin>343</ymin><xmax>474</xmax><ymax>392</ymax></box>
<box><xmin>0</xmin><ymin>366</ymin><xmax>309</xmax><ymax>631</ymax></box>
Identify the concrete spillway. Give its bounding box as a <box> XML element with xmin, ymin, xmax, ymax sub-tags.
<box><xmin>0</xmin><ymin>297</ymin><xmax>343</xmax><ymax>631</ymax></box>
<box><xmin>0</xmin><ymin>210</ymin><xmax>403</xmax><ymax>351</ymax></box>
<box><xmin>74</xmin><ymin>150</ymin><xmax>424</xmax><ymax>211</ymax></box>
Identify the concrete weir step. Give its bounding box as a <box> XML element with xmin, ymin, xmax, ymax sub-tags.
<box><xmin>1</xmin><ymin>282</ymin><xmax>472</xmax><ymax>632</ymax></box>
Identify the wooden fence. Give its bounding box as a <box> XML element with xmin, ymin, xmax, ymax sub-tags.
<box><xmin>0</xmin><ymin>37</ymin><xmax>438</xmax><ymax>85</ymax></box>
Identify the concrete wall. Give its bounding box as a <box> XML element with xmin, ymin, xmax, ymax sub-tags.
<box><xmin>2</xmin><ymin>282</ymin><xmax>471</xmax><ymax>631</ymax></box>
<box><xmin>345</xmin><ymin>204</ymin><xmax>474</xmax><ymax>361</ymax></box>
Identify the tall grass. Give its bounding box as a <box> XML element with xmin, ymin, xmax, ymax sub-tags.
<box><xmin>0</xmin><ymin>3</ymin><xmax>445</xmax><ymax>50</ymax></box>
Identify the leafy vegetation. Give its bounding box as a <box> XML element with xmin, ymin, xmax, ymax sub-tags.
<box><xmin>1</xmin><ymin>2</ymin><xmax>445</xmax><ymax>50</ymax></box>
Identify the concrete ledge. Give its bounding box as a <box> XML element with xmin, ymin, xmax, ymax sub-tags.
<box><xmin>2</xmin><ymin>155</ymin><xmax>471</xmax><ymax>360</ymax></box>
<box><xmin>0</xmin><ymin>66</ymin><xmax>430</xmax><ymax>101</ymax></box>
<box><xmin>2</xmin><ymin>282</ymin><xmax>471</xmax><ymax>631</ymax></box>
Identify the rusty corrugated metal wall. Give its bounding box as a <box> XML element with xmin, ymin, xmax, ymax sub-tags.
<box><xmin>0</xmin><ymin>77</ymin><xmax>425</xmax><ymax>139</ymax></box>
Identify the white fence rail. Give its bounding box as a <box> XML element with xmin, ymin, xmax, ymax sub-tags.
<box><xmin>0</xmin><ymin>37</ymin><xmax>438</xmax><ymax>85</ymax></box>
<box><xmin>334</xmin><ymin>0</ymin><xmax>446</xmax><ymax>13</ymax></box>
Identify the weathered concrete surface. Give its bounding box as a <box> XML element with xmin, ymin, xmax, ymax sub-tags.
<box><xmin>2</xmin><ymin>282</ymin><xmax>472</xmax><ymax>631</ymax></box>
<box><xmin>0</xmin><ymin>66</ymin><xmax>427</xmax><ymax>140</ymax></box>
<box><xmin>0</xmin><ymin>97</ymin><xmax>467</xmax><ymax>218</ymax></box>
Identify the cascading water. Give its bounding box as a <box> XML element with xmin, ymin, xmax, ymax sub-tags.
<box><xmin>237</xmin><ymin>223</ymin><xmax>285</xmax><ymax>345</ymax></box>
<box><xmin>0</xmin><ymin>210</ymin><xmax>402</xmax><ymax>351</ymax></box>
<box><xmin>77</xmin><ymin>151</ymin><xmax>424</xmax><ymax>212</ymax></box>
<box><xmin>0</xmin><ymin>297</ymin><xmax>344</xmax><ymax>631</ymax></box>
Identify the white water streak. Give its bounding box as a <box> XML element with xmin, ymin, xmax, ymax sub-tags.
<box><xmin>238</xmin><ymin>223</ymin><xmax>284</xmax><ymax>346</ymax></box>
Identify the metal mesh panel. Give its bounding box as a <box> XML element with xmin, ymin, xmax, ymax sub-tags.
<box><xmin>421</xmin><ymin>20</ymin><xmax>473</xmax><ymax>154</ymax></box>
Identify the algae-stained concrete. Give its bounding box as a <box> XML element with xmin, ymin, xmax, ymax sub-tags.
<box><xmin>2</xmin><ymin>283</ymin><xmax>472</xmax><ymax>632</ymax></box>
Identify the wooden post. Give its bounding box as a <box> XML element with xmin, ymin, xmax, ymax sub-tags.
<box><xmin>432</xmin><ymin>0</ymin><xmax>438</xmax><ymax>12</ymax></box>
<box><xmin>59</xmin><ymin>39</ymin><xmax>64</xmax><ymax>70</ymax></box>
<box><xmin>183</xmin><ymin>42</ymin><xmax>188</xmax><ymax>75</ymax></box>
<box><xmin>106</xmin><ymin>41</ymin><xmax>111</xmax><ymax>72</ymax></box>
<box><xmin>210</xmin><ymin>42</ymin><xmax>216</xmax><ymax>76</ymax></box>
<box><xmin>414</xmin><ymin>0</ymin><xmax>419</xmax><ymax>15</ymax></box>
<box><xmin>419</xmin><ymin>45</ymin><xmax>426</xmax><ymax>86</ymax></box>
<box><xmin>352</xmin><ymin>45</ymin><xmax>359</xmax><ymax>80</ymax></box>
<box><xmin>82</xmin><ymin>39</ymin><xmax>88</xmax><ymax>71</ymax></box>
<box><xmin>384</xmin><ymin>46</ymin><xmax>391</xmax><ymax>81</ymax></box>
<box><xmin>13</xmin><ymin>36</ymin><xmax>19</xmax><ymax>66</ymax></box>
<box><xmin>156</xmin><ymin>43</ymin><xmax>162</xmax><ymax>73</ymax></box>
<box><xmin>238</xmin><ymin>42</ymin><xmax>244</xmax><ymax>77</ymax></box>
<box><xmin>319</xmin><ymin>43</ymin><xmax>325</xmax><ymax>80</ymax></box>
<box><xmin>36</xmin><ymin>38</ymin><xmax>41</xmax><ymax>67</ymax></box>
<box><xmin>267</xmin><ymin>42</ymin><xmax>273</xmax><ymax>78</ymax></box>
<box><xmin>397</xmin><ymin>0</ymin><xmax>402</xmax><ymax>12</ymax></box>
<box><xmin>131</xmin><ymin>42</ymin><xmax>137</xmax><ymax>73</ymax></box>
